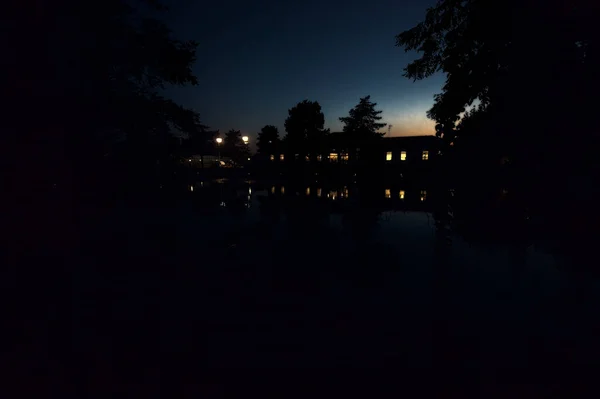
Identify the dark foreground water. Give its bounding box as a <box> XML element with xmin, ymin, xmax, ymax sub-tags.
<box><xmin>17</xmin><ymin>178</ymin><xmax>600</xmax><ymax>395</ymax></box>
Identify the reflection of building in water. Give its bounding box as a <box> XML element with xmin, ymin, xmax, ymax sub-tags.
<box><xmin>399</xmin><ymin>190</ymin><xmax>405</xmax><ymax>199</ymax></box>
<box><xmin>385</xmin><ymin>189</ymin><xmax>391</xmax><ymax>199</ymax></box>
<box><xmin>317</xmin><ymin>188</ymin><xmax>322</xmax><ymax>198</ymax></box>
<box><xmin>420</xmin><ymin>190</ymin><xmax>427</xmax><ymax>201</ymax></box>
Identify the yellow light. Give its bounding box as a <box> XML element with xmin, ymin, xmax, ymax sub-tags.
<box><xmin>330</xmin><ymin>191</ymin><xmax>337</xmax><ymax>200</ymax></box>
<box><xmin>385</xmin><ymin>152</ymin><xmax>392</xmax><ymax>161</ymax></box>
<box><xmin>399</xmin><ymin>190</ymin><xmax>405</xmax><ymax>199</ymax></box>
<box><xmin>317</xmin><ymin>188</ymin><xmax>322</xmax><ymax>198</ymax></box>
<box><xmin>341</xmin><ymin>153</ymin><xmax>349</xmax><ymax>161</ymax></box>
<box><xmin>270</xmin><ymin>154</ymin><xmax>275</xmax><ymax>161</ymax></box>
<box><xmin>306</xmin><ymin>187</ymin><xmax>310</xmax><ymax>196</ymax></box>
<box><xmin>281</xmin><ymin>186</ymin><xmax>285</xmax><ymax>194</ymax></box>
<box><xmin>422</xmin><ymin>150</ymin><xmax>429</xmax><ymax>160</ymax></box>
<box><xmin>343</xmin><ymin>186</ymin><xmax>349</xmax><ymax>198</ymax></box>
<box><xmin>385</xmin><ymin>189</ymin><xmax>391</xmax><ymax>199</ymax></box>
<box><xmin>271</xmin><ymin>186</ymin><xmax>275</xmax><ymax>194</ymax></box>
<box><xmin>329</xmin><ymin>153</ymin><xmax>338</xmax><ymax>161</ymax></box>
<box><xmin>401</xmin><ymin>151</ymin><xmax>407</xmax><ymax>161</ymax></box>
<box><xmin>216</xmin><ymin>137</ymin><xmax>223</xmax><ymax>144</ymax></box>
<box><xmin>242</xmin><ymin>136</ymin><xmax>249</xmax><ymax>144</ymax></box>
<box><xmin>280</xmin><ymin>154</ymin><xmax>285</xmax><ymax>161</ymax></box>
<box><xmin>420</xmin><ymin>190</ymin><xmax>427</xmax><ymax>201</ymax></box>
<box><xmin>317</xmin><ymin>155</ymin><xmax>322</xmax><ymax>161</ymax></box>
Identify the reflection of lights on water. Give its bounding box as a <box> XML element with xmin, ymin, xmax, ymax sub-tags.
<box><xmin>306</xmin><ymin>187</ymin><xmax>310</xmax><ymax>196</ymax></box>
<box><xmin>271</xmin><ymin>186</ymin><xmax>275</xmax><ymax>194</ymax></box>
<box><xmin>248</xmin><ymin>187</ymin><xmax>252</xmax><ymax>195</ymax></box>
<box><xmin>399</xmin><ymin>190</ymin><xmax>405</xmax><ymax>199</ymax></box>
<box><xmin>330</xmin><ymin>191</ymin><xmax>337</xmax><ymax>200</ymax></box>
<box><xmin>343</xmin><ymin>187</ymin><xmax>349</xmax><ymax>198</ymax></box>
<box><xmin>281</xmin><ymin>186</ymin><xmax>285</xmax><ymax>194</ymax></box>
<box><xmin>385</xmin><ymin>189</ymin><xmax>391</xmax><ymax>199</ymax></box>
<box><xmin>317</xmin><ymin>188</ymin><xmax>322</xmax><ymax>198</ymax></box>
<box><xmin>189</xmin><ymin>185</ymin><xmax>194</xmax><ymax>192</ymax></box>
<box><xmin>420</xmin><ymin>190</ymin><xmax>427</xmax><ymax>201</ymax></box>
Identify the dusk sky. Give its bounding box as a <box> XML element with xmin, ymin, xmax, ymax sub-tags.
<box><xmin>164</xmin><ymin>0</ymin><xmax>444</xmax><ymax>140</ymax></box>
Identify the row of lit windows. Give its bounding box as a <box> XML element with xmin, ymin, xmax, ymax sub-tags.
<box><xmin>270</xmin><ymin>153</ymin><xmax>351</xmax><ymax>161</ymax></box>
<box><xmin>385</xmin><ymin>189</ymin><xmax>427</xmax><ymax>201</ymax></box>
<box><xmin>386</xmin><ymin>150</ymin><xmax>428</xmax><ymax>161</ymax></box>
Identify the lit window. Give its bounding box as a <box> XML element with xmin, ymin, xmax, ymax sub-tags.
<box><xmin>401</xmin><ymin>151</ymin><xmax>407</xmax><ymax>161</ymax></box>
<box><xmin>317</xmin><ymin>155</ymin><xmax>322</xmax><ymax>162</ymax></box>
<box><xmin>386</xmin><ymin>152</ymin><xmax>392</xmax><ymax>161</ymax></box>
<box><xmin>385</xmin><ymin>189</ymin><xmax>391</xmax><ymax>199</ymax></box>
<box><xmin>422</xmin><ymin>150</ymin><xmax>429</xmax><ymax>160</ymax></box>
<box><xmin>420</xmin><ymin>190</ymin><xmax>427</xmax><ymax>201</ymax></box>
<box><xmin>343</xmin><ymin>186</ymin><xmax>349</xmax><ymax>198</ymax></box>
<box><xmin>329</xmin><ymin>191</ymin><xmax>337</xmax><ymax>200</ymax></box>
<box><xmin>270</xmin><ymin>155</ymin><xmax>274</xmax><ymax>161</ymax></box>
<box><xmin>329</xmin><ymin>153</ymin><xmax>338</xmax><ymax>161</ymax></box>
<box><xmin>341</xmin><ymin>153</ymin><xmax>349</xmax><ymax>161</ymax></box>
<box><xmin>306</xmin><ymin>187</ymin><xmax>310</xmax><ymax>196</ymax></box>
<box><xmin>281</xmin><ymin>186</ymin><xmax>285</xmax><ymax>194</ymax></box>
<box><xmin>317</xmin><ymin>188</ymin><xmax>322</xmax><ymax>198</ymax></box>
<box><xmin>399</xmin><ymin>190</ymin><xmax>405</xmax><ymax>199</ymax></box>
<box><xmin>280</xmin><ymin>154</ymin><xmax>285</xmax><ymax>161</ymax></box>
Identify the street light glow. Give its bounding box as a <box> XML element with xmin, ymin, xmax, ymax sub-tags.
<box><xmin>216</xmin><ymin>137</ymin><xmax>223</xmax><ymax>144</ymax></box>
<box><xmin>242</xmin><ymin>136</ymin><xmax>249</xmax><ymax>144</ymax></box>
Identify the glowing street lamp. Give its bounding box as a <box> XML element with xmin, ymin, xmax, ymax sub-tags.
<box><xmin>215</xmin><ymin>137</ymin><xmax>223</xmax><ymax>162</ymax></box>
<box><xmin>242</xmin><ymin>136</ymin><xmax>249</xmax><ymax>144</ymax></box>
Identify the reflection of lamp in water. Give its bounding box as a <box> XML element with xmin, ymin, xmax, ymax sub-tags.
<box><xmin>399</xmin><ymin>190</ymin><xmax>405</xmax><ymax>199</ymax></box>
<box><xmin>385</xmin><ymin>189</ymin><xmax>391</xmax><ymax>199</ymax></box>
<box><xmin>420</xmin><ymin>190</ymin><xmax>427</xmax><ymax>201</ymax></box>
<box><xmin>306</xmin><ymin>187</ymin><xmax>310</xmax><ymax>196</ymax></box>
<box><xmin>317</xmin><ymin>188</ymin><xmax>322</xmax><ymax>198</ymax></box>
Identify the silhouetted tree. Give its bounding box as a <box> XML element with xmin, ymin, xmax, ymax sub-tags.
<box><xmin>284</xmin><ymin>100</ymin><xmax>328</xmax><ymax>159</ymax></box>
<box><xmin>224</xmin><ymin>129</ymin><xmax>248</xmax><ymax>164</ymax></box>
<box><xmin>339</xmin><ymin>95</ymin><xmax>386</xmax><ymax>160</ymax></box>
<box><xmin>396</xmin><ymin>0</ymin><xmax>598</xmax><ymax>176</ymax></box>
<box><xmin>256</xmin><ymin>125</ymin><xmax>280</xmax><ymax>156</ymax></box>
<box><xmin>18</xmin><ymin>0</ymin><xmax>203</xmax><ymax>192</ymax></box>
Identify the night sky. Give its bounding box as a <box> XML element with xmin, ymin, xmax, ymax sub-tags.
<box><xmin>164</xmin><ymin>0</ymin><xmax>444</xmax><ymax>141</ymax></box>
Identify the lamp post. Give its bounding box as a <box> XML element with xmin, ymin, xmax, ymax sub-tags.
<box><xmin>242</xmin><ymin>136</ymin><xmax>249</xmax><ymax>164</ymax></box>
<box><xmin>215</xmin><ymin>137</ymin><xmax>223</xmax><ymax>163</ymax></box>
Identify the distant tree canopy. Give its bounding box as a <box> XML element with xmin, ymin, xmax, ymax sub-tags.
<box><xmin>396</xmin><ymin>0</ymin><xmax>598</xmax><ymax>169</ymax></box>
<box><xmin>339</xmin><ymin>95</ymin><xmax>386</xmax><ymax>139</ymax></box>
<box><xmin>284</xmin><ymin>100</ymin><xmax>329</xmax><ymax>157</ymax></box>
<box><xmin>256</xmin><ymin>125</ymin><xmax>280</xmax><ymax>155</ymax></box>
<box><xmin>224</xmin><ymin>129</ymin><xmax>249</xmax><ymax>163</ymax></box>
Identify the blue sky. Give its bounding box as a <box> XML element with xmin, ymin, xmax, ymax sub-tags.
<box><xmin>164</xmin><ymin>0</ymin><xmax>444</xmax><ymax>139</ymax></box>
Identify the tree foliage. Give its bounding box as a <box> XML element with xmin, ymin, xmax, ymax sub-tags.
<box><xmin>339</xmin><ymin>95</ymin><xmax>386</xmax><ymax>139</ymax></box>
<box><xmin>284</xmin><ymin>100</ymin><xmax>328</xmax><ymax>157</ymax></box>
<box><xmin>396</xmin><ymin>0</ymin><xmax>598</xmax><ymax>158</ymax></box>
<box><xmin>256</xmin><ymin>125</ymin><xmax>280</xmax><ymax>155</ymax></box>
